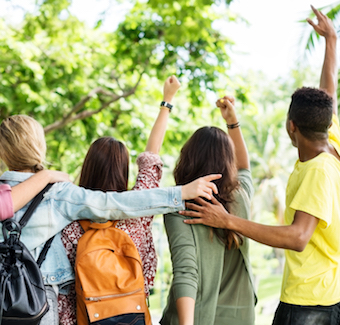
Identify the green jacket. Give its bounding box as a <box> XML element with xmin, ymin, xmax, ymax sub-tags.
<box><xmin>161</xmin><ymin>169</ymin><xmax>257</xmax><ymax>325</ymax></box>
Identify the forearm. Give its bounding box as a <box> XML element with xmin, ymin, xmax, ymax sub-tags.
<box><xmin>320</xmin><ymin>36</ymin><xmax>338</xmax><ymax>114</ymax></box>
<box><xmin>228</xmin><ymin>127</ymin><xmax>249</xmax><ymax>170</ymax></box>
<box><xmin>226</xmin><ymin>213</ymin><xmax>307</xmax><ymax>252</ymax></box>
<box><xmin>145</xmin><ymin>108</ymin><xmax>170</xmax><ymax>154</ymax></box>
<box><xmin>11</xmin><ymin>170</ymin><xmax>53</xmax><ymax>211</ymax></box>
<box><xmin>176</xmin><ymin>297</ymin><xmax>195</xmax><ymax>325</ymax></box>
<box><xmin>219</xmin><ymin>97</ymin><xmax>249</xmax><ymax>169</ymax></box>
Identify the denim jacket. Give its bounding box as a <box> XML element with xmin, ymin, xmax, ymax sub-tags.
<box><xmin>0</xmin><ymin>171</ymin><xmax>184</xmax><ymax>292</ymax></box>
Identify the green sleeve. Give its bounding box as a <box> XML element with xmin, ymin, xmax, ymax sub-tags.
<box><xmin>164</xmin><ymin>212</ymin><xmax>198</xmax><ymax>301</ymax></box>
<box><xmin>237</xmin><ymin>169</ymin><xmax>254</xmax><ymax>200</ymax></box>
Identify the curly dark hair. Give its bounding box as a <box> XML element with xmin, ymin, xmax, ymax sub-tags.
<box><xmin>288</xmin><ymin>87</ymin><xmax>333</xmax><ymax>140</ymax></box>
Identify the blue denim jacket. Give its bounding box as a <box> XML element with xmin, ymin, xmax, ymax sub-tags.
<box><xmin>0</xmin><ymin>171</ymin><xmax>184</xmax><ymax>292</ymax></box>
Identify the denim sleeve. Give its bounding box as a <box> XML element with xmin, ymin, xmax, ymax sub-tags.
<box><xmin>47</xmin><ymin>182</ymin><xmax>185</xmax><ymax>222</ymax></box>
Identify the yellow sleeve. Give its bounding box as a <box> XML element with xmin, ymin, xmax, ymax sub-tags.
<box><xmin>329</xmin><ymin>114</ymin><xmax>340</xmax><ymax>154</ymax></box>
<box><xmin>290</xmin><ymin>168</ymin><xmax>332</xmax><ymax>229</ymax></box>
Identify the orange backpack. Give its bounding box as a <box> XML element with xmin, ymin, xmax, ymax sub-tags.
<box><xmin>75</xmin><ymin>220</ymin><xmax>152</xmax><ymax>325</ymax></box>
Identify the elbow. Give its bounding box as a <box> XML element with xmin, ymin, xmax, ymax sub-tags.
<box><xmin>292</xmin><ymin>243</ymin><xmax>306</xmax><ymax>253</ymax></box>
<box><xmin>287</xmin><ymin>233</ymin><xmax>309</xmax><ymax>252</ymax></box>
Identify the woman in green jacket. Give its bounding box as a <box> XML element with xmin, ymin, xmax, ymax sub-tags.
<box><xmin>160</xmin><ymin>96</ymin><xmax>257</xmax><ymax>325</ymax></box>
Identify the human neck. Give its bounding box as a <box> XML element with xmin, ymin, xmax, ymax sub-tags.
<box><xmin>297</xmin><ymin>138</ymin><xmax>334</xmax><ymax>162</ymax></box>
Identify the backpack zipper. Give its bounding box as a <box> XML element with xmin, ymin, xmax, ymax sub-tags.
<box><xmin>85</xmin><ymin>288</ymin><xmax>142</xmax><ymax>302</ymax></box>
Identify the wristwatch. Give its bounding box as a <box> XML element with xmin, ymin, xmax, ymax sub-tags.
<box><xmin>160</xmin><ymin>101</ymin><xmax>173</xmax><ymax>111</ymax></box>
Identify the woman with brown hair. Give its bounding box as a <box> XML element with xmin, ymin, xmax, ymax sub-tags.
<box><xmin>160</xmin><ymin>96</ymin><xmax>257</xmax><ymax>325</ymax></box>
<box><xmin>59</xmin><ymin>75</ymin><xmax>183</xmax><ymax>324</ymax></box>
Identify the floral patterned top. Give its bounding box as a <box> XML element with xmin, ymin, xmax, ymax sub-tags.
<box><xmin>58</xmin><ymin>152</ymin><xmax>163</xmax><ymax>325</ymax></box>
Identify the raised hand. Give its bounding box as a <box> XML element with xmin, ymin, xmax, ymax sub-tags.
<box><xmin>216</xmin><ymin>96</ymin><xmax>237</xmax><ymax>124</ymax></box>
<box><xmin>307</xmin><ymin>5</ymin><xmax>337</xmax><ymax>39</ymax></box>
<box><xmin>181</xmin><ymin>174</ymin><xmax>221</xmax><ymax>201</ymax></box>
<box><xmin>163</xmin><ymin>75</ymin><xmax>181</xmax><ymax>103</ymax></box>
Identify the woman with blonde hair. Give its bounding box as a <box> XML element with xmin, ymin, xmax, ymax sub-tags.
<box><xmin>0</xmin><ymin>108</ymin><xmax>220</xmax><ymax>324</ymax></box>
<box><xmin>160</xmin><ymin>96</ymin><xmax>257</xmax><ymax>325</ymax></box>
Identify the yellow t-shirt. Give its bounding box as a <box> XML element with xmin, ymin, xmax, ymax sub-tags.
<box><xmin>280</xmin><ymin>114</ymin><xmax>340</xmax><ymax>306</ymax></box>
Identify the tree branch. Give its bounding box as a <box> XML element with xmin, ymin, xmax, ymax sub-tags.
<box><xmin>44</xmin><ymin>73</ymin><xmax>144</xmax><ymax>134</ymax></box>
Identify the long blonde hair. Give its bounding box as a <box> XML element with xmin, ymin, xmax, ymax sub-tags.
<box><xmin>0</xmin><ymin>115</ymin><xmax>46</xmax><ymax>172</ymax></box>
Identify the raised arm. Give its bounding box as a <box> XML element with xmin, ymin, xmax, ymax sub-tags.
<box><xmin>145</xmin><ymin>75</ymin><xmax>181</xmax><ymax>154</ymax></box>
<box><xmin>307</xmin><ymin>5</ymin><xmax>338</xmax><ymax>115</ymax></box>
<box><xmin>216</xmin><ymin>96</ymin><xmax>249</xmax><ymax>169</ymax></box>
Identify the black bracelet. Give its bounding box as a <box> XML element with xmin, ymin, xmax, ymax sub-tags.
<box><xmin>227</xmin><ymin>122</ymin><xmax>240</xmax><ymax>129</ymax></box>
<box><xmin>160</xmin><ymin>101</ymin><xmax>173</xmax><ymax>112</ymax></box>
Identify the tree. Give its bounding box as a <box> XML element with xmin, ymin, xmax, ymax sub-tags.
<box><xmin>0</xmin><ymin>0</ymin><xmax>244</xmax><ymax>176</ymax></box>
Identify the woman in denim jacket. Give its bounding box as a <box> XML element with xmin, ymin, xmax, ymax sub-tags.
<box><xmin>0</xmin><ymin>113</ymin><xmax>219</xmax><ymax>325</ymax></box>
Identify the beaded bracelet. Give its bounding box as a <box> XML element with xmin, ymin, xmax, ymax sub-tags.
<box><xmin>227</xmin><ymin>121</ymin><xmax>240</xmax><ymax>129</ymax></box>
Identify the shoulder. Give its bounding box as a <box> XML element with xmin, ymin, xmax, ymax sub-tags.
<box><xmin>329</xmin><ymin>114</ymin><xmax>340</xmax><ymax>155</ymax></box>
<box><xmin>164</xmin><ymin>212</ymin><xmax>188</xmax><ymax>228</ymax></box>
<box><xmin>44</xmin><ymin>181</ymin><xmax>91</xmax><ymax>203</ymax></box>
<box><xmin>236</xmin><ymin>169</ymin><xmax>254</xmax><ymax>200</ymax></box>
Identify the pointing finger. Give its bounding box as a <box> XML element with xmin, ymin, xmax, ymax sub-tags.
<box><xmin>202</xmin><ymin>174</ymin><xmax>222</xmax><ymax>182</ymax></box>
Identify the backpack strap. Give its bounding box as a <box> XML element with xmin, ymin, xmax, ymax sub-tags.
<box><xmin>37</xmin><ymin>236</ymin><xmax>54</xmax><ymax>268</ymax></box>
<box><xmin>19</xmin><ymin>183</ymin><xmax>54</xmax><ymax>267</ymax></box>
<box><xmin>79</xmin><ymin>220</ymin><xmax>117</xmax><ymax>232</ymax></box>
<box><xmin>19</xmin><ymin>183</ymin><xmax>53</xmax><ymax>228</ymax></box>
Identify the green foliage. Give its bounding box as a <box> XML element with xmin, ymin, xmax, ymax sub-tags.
<box><xmin>0</xmin><ymin>0</ymin><xmax>239</xmax><ymax>177</ymax></box>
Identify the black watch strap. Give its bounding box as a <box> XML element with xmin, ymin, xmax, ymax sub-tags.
<box><xmin>160</xmin><ymin>101</ymin><xmax>173</xmax><ymax>111</ymax></box>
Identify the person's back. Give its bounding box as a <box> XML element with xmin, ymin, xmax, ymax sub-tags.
<box><xmin>161</xmin><ymin>96</ymin><xmax>256</xmax><ymax>325</ymax></box>
<box><xmin>279</xmin><ymin>87</ymin><xmax>340</xmax><ymax>309</ymax></box>
<box><xmin>58</xmin><ymin>75</ymin><xmax>181</xmax><ymax>324</ymax></box>
<box><xmin>162</xmin><ymin>170</ymin><xmax>255</xmax><ymax>325</ymax></box>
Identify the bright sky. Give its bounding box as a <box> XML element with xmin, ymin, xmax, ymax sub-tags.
<box><xmin>1</xmin><ymin>0</ymin><xmax>338</xmax><ymax>80</ymax></box>
<box><xmin>226</xmin><ymin>0</ymin><xmax>338</xmax><ymax>79</ymax></box>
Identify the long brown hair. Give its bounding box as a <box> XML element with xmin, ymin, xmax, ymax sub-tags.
<box><xmin>79</xmin><ymin>137</ymin><xmax>129</xmax><ymax>192</ymax></box>
<box><xmin>174</xmin><ymin>126</ymin><xmax>243</xmax><ymax>249</ymax></box>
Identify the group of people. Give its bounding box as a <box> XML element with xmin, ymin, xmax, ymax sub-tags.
<box><xmin>0</xmin><ymin>5</ymin><xmax>339</xmax><ymax>325</ymax></box>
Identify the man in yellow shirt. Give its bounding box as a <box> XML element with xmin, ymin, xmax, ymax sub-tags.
<box><xmin>181</xmin><ymin>6</ymin><xmax>340</xmax><ymax>325</ymax></box>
